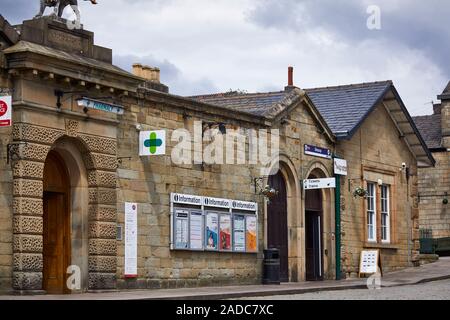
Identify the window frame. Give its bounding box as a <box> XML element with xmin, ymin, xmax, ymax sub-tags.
<box><xmin>380</xmin><ymin>184</ymin><xmax>391</xmax><ymax>244</ymax></box>
<box><xmin>366</xmin><ymin>182</ymin><xmax>377</xmax><ymax>242</ymax></box>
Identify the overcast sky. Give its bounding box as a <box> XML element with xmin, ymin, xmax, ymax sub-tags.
<box><xmin>1</xmin><ymin>0</ymin><xmax>449</xmax><ymax>115</ymax></box>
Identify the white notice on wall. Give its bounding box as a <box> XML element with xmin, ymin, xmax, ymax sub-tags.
<box><xmin>125</xmin><ymin>203</ymin><xmax>138</xmax><ymax>277</ymax></box>
<box><xmin>190</xmin><ymin>211</ymin><xmax>203</xmax><ymax>250</ymax></box>
<box><xmin>0</xmin><ymin>96</ymin><xmax>12</xmax><ymax>127</ymax></box>
<box><xmin>175</xmin><ymin>210</ymin><xmax>189</xmax><ymax>249</ymax></box>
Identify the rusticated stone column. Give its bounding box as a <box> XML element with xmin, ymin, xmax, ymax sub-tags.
<box><xmin>81</xmin><ymin>135</ymin><xmax>119</xmax><ymax>290</ymax></box>
<box><xmin>12</xmin><ymin>158</ymin><xmax>47</xmax><ymax>290</ymax></box>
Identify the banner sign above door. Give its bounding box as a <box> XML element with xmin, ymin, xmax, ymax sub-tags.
<box><xmin>77</xmin><ymin>97</ymin><xmax>124</xmax><ymax>115</ymax></box>
<box><xmin>304</xmin><ymin>144</ymin><xmax>332</xmax><ymax>159</ymax></box>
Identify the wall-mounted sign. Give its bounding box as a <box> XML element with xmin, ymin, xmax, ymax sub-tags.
<box><xmin>303</xmin><ymin>178</ymin><xmax>336</xmax><ymax>190</ymax></box>
<box><xmin>205</xmin><ymin>212</ymin><xmax>219</xmax><ymax>251</ymax></box>
<box><xmin>171</xmin><ymin>193</ymin><xmax>202</xmax><ymax>206</ymax></box>
<box><xmin>203</xmin><ymin>197</ymin><xmax>231</xmax><ymax>209</ymax></box>
<box><xmin>124</xmin><ymin>203</ymin><xmax>138</xmax><ymax>278</ymax></box>
<box><xmin>232</xmin><ymin>200</ymin><xmax>258</xmax><ymax>212</ymax></box>
<box><xmin>77</xmin><ymin>97</ymin><xmax>124</xmax><ymax>115</ymax></box>
<box><xmin>139</xmin><ymin>130</ymin><xmax>166</xmax><ymax>156</ymax></box>
<box><xmin>189</xmin><ymin>211</ymin><xmax>204</xmax><ymax>250</ymax></box>
<box><xmin>304</xmin><ymin>144</ymin><xmax>332</xmax><ymax>159</ymax></box>
<box><xmin>0</xmin><ymin>96</ymin><xmax>12</xmax><ymax>127</ymax></box>
<box><xmin>334</xmin><ymin>158</ymin><xmax>348</xmax><ymax>176</ymax></box>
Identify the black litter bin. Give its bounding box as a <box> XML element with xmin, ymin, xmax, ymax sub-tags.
<box><xmin>263</xmin><ymin>248</ymin><xmax>280</xmax><ymax>285</ymax></box>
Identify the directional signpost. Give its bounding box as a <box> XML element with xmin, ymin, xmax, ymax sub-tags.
<box><xmin>303</xmin><ymin>178</ymin><xmax>336</xmax><ymax>190</ymax></box>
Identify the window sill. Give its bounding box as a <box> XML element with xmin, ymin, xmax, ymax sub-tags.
<box><xmin>364</xmin><ymin>242</ymin><xmax>399</xmax><ymax>250</ymax></box>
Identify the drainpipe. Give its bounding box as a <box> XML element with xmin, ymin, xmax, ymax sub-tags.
<box><xmin>333</xmin><ymin>154</ymin><xmax>342</xmax><ymax>280</ymax></box>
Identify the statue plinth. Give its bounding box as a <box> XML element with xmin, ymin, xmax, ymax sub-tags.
<box><xmin>18</xmin><ymin>17</ymin><xmax>111</xmax><ymax>63</ymax></box>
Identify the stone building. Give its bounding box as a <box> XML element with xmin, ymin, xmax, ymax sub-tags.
<box><xmin>0</xmin><ymin>16</ymin><xmax>434</xmax><ymax>294</ymax></box>
<box><xmin>413</xmin><ymin>84</ymin><xmax>450</xmax><ymax>239</ymax></box>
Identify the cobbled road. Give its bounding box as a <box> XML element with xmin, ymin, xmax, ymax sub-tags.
<box><xmin>241</xmin><ymin>279</ymin><xmax>450</xmax><ymax>300</ymax></box>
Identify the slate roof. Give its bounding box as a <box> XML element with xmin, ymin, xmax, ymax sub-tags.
<box><xmin>413</xmin><ymin>113</ymin><xmax>443</xmax><ymax>150</ymax></box>
<box><xmin>190</xmin><ymin>91</ymin><xmax>289</xmax><ymax>117</ymax></box>
<box><xmin>305</xmin><ymin>81</ymin><xmax>392</xmax><ymax>139</ymax></box>
<box><xmin>190</xmin><ymin>81</ymin><xmax>392</xmax><ymax>140</ymax></box>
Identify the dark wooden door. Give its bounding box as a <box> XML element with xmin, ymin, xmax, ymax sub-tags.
<box><xmin>305</xmin><ymin>188</ymin><xmax>323</xmax><ymax>281</ymax></box>
<box><xmin>267</xmin><ymin>171</ymin><xmax>289</xmax><ymax>282</ymax></box>
<box><xmin>43</xmin><ymin>151</ymin><xmax>70</xmax><ymax>294</ymax></box>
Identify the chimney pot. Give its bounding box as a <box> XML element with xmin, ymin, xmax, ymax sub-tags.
<box><xmin>132</xmin><ymin>63</ymin><xmax>144</xmax><ymax>78</ymax></box>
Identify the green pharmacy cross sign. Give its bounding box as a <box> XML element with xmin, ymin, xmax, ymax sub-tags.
<box><xmin>144</xmin><ymin>132</ymin><xmax>163</xmax><ymax>154</ymax></box>
<box><xmin>139</xmin><ymin>130</ymin><xmax>166</xmax><ymax>156</ymax></box>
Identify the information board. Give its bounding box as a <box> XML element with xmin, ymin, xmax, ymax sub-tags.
<box><xmin>233</xmin><ymin>214</ymin><xmax>246</xmax><ymax>252</ymax></box>
<box><xmin>189</xmin><ymin>211</ymin><xmax>203</xmax><ymax>250</ymax></box>
<box><xmin>170</xmin><ymin>193</ymin><xmax>258</xmax><ymax>253</ymax></box>
<box><xmin>359</xmin><ymin>250</ymin><xmax>382</xmax><ymax>276</ymax></box>
<box><xmin>124</xmin><ymin>203</ymin><xmax>137</xmax><ymax>277</ymax></box>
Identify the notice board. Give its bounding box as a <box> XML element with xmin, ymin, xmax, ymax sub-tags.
<box><xmin>359</xmin><ymin>250</ymin><xmax>382</xmax><ymax>277</ymax></box>
<box><xmin>170</xmin><ymin>193</ymin><xmax>258</xmax><ymax>253</ymax></box>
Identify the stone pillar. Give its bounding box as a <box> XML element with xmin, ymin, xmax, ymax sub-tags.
<box><xmin>12</xmin><ymin>159</ymin><xmax>46</xmax><ymax>292</ymax></box>
<box><xmin>84</xmin><ymin>151</ymin><xmax>118</xmax><ymax>290</ymax></box>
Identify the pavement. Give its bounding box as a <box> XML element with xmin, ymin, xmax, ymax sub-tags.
<box><xmin>1</xmin><ymin>257</ymin><xmax>450</xmax><ymax>300</ymax></box>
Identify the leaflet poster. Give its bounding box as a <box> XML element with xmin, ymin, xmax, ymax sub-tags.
<box><xmin>246</xmin><ymin>216</ymin><xmax>257</xmax><ymax>252</ymax></box>
<box><xmin>175</xmin><ymin>210</ymin><xmax>189</xmax><ymax>249</ymax></box>
<box><xmin>190</xmin><ymin>211</ymin><xmax>203</xmax><ymax>250</ymax></box>
<box><xmin>125</xmin><ymin>203</ymin><xmax>138</xmax><ymax>277</ymax></box>
<box><xmin>0</xmin><ymin>96</ymin><xmax>12</xmax><ymax>127</ymax></box>
<box><xmin>233</xmin><ymin>214</ymin><xmax>246</xmax><ymax>252</ymax></box>
<box><xmin>219</xmin><ymin>214</ymin><xmax>232</xmax><ymax>251</ymax></box>
<box><xmin>205</xmin><ymin>212</ymin><xmax>218</xmax><ymax>250</ymax></box>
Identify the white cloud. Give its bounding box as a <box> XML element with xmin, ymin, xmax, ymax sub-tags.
<box><xmin>1</xmin><ymin>0</ymin><xmax>448</xmax><ymax>115</ymax></box>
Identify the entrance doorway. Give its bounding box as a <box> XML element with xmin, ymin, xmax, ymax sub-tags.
<box><xmin>267</xmin><ymin>171</ymin><xmax>289</xmax><ymax>282</ymax></box>
<box><xmin>305</xmin><ymin>186</ymin><xmax>323</xmax><ymax>281</ymax></box>
<box><xmin>43</xmin><ymin>151</ymin><xmax>71</xmax><ymax>294</ymax></box>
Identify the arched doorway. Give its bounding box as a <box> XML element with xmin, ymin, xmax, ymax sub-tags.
<box><xmin>267</xmin><ymin>170</ymin><xmax>289</xmax><ymax>282</ymax></box>
<box><xmin>305</xmin><ymin>176</ymin><xmax>324</xmax><ymax>281</ymax></box>
<box><xmin>43</xmin><ymin>151</ymin><xmax>71</xmax><ymax>294</ymax></box>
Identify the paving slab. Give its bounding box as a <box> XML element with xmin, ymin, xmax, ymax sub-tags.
<box><xmin>1</xmin><ymin>257</ymin><xmax>449</xmax><ymax>300</ymax></box>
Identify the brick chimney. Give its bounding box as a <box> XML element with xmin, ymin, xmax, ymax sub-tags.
<box><xmin>285</xmin><ymin>66</ymin><xmax>296</xmax><ymax>91</ymax></box>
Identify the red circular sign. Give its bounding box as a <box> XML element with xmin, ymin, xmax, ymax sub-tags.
<box><xmin>0</xmin><ymin>100</ymin><xmax>7</xmax><ymax>117</ymax></box>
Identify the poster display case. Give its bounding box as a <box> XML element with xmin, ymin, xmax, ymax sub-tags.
<box><xmin>170</xmin><ymin>193</ymin><xmax>258</xmax><ymax>253</ymax></box>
